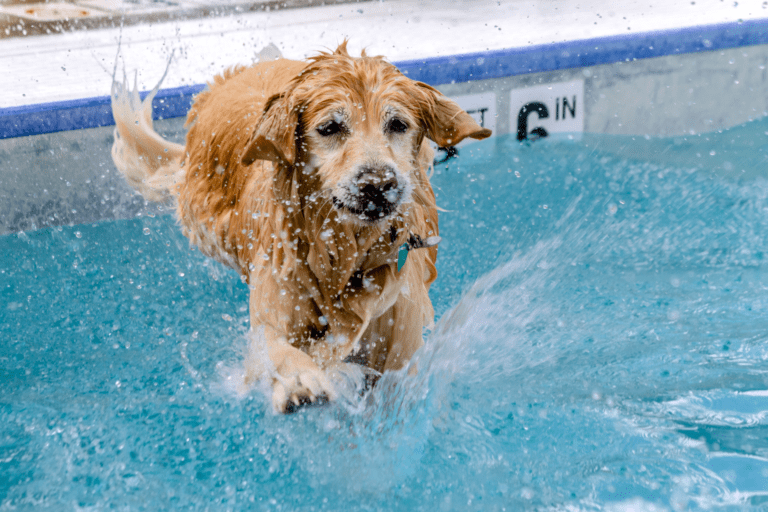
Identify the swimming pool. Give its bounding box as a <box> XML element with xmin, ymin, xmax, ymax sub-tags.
<box><xmin>3</xmin><ymin>2</ymin><xmax>768</xmax><ymax>508</ymax></box>
<box><xmin>3</xmin><ymin>120</ymin><xmax>767</xmax><ymax>509</ymax></box>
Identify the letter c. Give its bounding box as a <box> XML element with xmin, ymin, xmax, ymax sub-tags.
<box><xmin>517</xmin><ymin>102</ymin><xmax>549</xmax><ymax>141</ymax></box>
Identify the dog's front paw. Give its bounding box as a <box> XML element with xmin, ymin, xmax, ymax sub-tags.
<box><xmin>271</xmin><ymin>351</ymin><xmax>337</xmax><ymax>413</ymax></box>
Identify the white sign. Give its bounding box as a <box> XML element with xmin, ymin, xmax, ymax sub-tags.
<box><xmin>509</xmin><ymin>80</ymin><xmax>584</xmax><ymax>141</ymax></box>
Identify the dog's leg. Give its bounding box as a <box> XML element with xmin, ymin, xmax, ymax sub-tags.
<box><xmin>382</xmin><ymin>294</ymin><xmax>426</xmax><ymax>372</ymax></box>
<box><xmin>246</xmin><ymin>269</ymin><xmax>337</xmax><ymax>412</ymax></box>
<box><xmin>263</xmin><ymin>328</ymin><xmax>337</xmax><ymax>413</ymax></box>
<box><xmin>382</xmin><ymin>256</ymin><xmax>434</xmax><ymax>372</ymax></box>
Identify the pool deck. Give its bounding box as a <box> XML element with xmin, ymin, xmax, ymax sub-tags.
<box><xmin>1</xmin><ymin>0</ymin><xmax>766</xmax><ymax>110</ymax></box>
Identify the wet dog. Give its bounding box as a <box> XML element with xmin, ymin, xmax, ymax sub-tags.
<box><xmin>110</xmin><ymin>42</ymin><xmax>491</xmax><ymax>412</ymax></box>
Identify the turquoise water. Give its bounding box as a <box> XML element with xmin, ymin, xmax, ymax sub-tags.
<box><xmin>2</xmin><ymin>122</ymin><xmax>768</xmax><ymax>510</ymax></box>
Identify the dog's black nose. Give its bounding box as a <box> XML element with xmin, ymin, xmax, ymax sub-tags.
<box><xmin>354</xmin><ymin>168</ymin><xmax>400</xmax><ymax>214</ymax></box>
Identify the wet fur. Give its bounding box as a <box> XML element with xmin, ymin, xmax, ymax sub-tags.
<box><xmin>111</xmin><ymin>42</ymin><xmax>491</xmax><ymax>412</ymax></box>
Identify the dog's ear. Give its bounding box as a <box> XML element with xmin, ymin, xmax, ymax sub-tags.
<box><xmin>242</xmin><ymin>93</ymin><xmax>297</xmax><ymax>166</ymax></box>
<box><xmin>416</xmin><ymin>82</ymin><xmax>492</xmax><ymax>147</ymax></box>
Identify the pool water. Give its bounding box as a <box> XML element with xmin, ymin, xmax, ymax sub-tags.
<box><xmin>2</xmin><ymin>120</ymin><xmax>768</xmax><ymax>510</ymax></box>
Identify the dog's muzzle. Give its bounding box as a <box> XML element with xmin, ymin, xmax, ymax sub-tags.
<box><xmin>334</xmin><ymin>167</ymin><xmax>403</xmax><ymax>222</ymax></box>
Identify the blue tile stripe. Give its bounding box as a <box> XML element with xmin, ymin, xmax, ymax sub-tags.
<box><xmin>2</xmin><ymin>17</ymin><xmax>767</xmax><ymax>140</ymax></box>
<box><xmin>0</xmin><ymin>84</ymin><xmax>204</xmax><ymax>140</ymax></box>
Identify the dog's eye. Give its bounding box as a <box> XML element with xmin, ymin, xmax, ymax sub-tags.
<box><xmin>317</xmin><ymin>121</ymin><xmax>344</xmax><ymax>137</ymax></box>
<box><xmin>387</xmin><ymin>118</ymin><xmax>409</xmax><ymax>134</ymax></box>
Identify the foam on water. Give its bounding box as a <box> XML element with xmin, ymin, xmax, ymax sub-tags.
<box><xmin>2</xmin><ymin>121</ymin><xmax>768</xmax><ymax>510</ymax></box>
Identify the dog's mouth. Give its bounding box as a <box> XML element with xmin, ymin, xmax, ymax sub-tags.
<box><xmin>332</xmin><ymin>187</ymin><xmax>403</xmax><ymax>223</ymax></box>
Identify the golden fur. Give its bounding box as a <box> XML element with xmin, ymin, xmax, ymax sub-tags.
<box><xmin>111</xmin><ymin>42</ymin><xmax>491</xmax><ymax>412</ymax></box>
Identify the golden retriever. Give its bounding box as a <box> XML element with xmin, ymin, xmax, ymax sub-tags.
<box><xmin>110</xmin><ymin>42</ymin><xmax>491</xmax><ymax>412</ymax></box>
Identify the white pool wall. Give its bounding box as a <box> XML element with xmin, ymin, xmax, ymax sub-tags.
<box><xmin>1</xmin><ymin>0</ymin><xmax>763</xmax><ymax>108</ymax></box>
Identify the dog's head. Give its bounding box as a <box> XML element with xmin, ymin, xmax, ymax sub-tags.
<box><xmin>241</xmin><ymin>42</ymin><xmax>491</xmax><ymax>225</ymax></box>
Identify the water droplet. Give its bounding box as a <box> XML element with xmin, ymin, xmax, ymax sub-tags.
<box><xmin>75</xmin><ymin>231</ymin><xmax>82</xmax><ymax>238</ymax></box>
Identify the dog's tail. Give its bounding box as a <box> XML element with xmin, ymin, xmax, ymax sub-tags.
<box><xmin>111</xmin><ymin>61</ymin><xmax>185</xmax><ymax>203</ymax></box>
